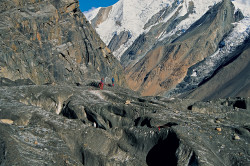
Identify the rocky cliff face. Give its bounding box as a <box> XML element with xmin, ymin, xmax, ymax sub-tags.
<box><xmin>0</xmin><ymin>0</ymin><xmax>125</xmax><ymax>85</ymax></box>
<box><xmin>0</xmin><ymin>82</ymin><xmax>249</xmax><ymax>165</ymax></box>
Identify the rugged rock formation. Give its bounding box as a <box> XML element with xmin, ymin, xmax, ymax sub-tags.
<box><xmin>0</xmin><ymin>82</ymin><xmax>249</xmax><ymax>165</ymax></box>
<box><xmin>90</xmin><ymin>6</ymin><xmax>113</xmax><ymax>29</ymax></box>
<box><xmin>108</xmin><ymin>31</ymin><xmax>132</xmax><ymax>52</ymax></box>
<box><xmin>120</xmin><ymin>0</ymin><xmax>185</xmax><ymax>67</ymax></box>
<box><xmin>0</xmin><ymin>0</ymin><xmax>125</xmax><ymax>85</ymax></box>
<box><xmin>123</xmin><ymin>0</ymin><xmax>239</xmax><ymax>96</ymax></box>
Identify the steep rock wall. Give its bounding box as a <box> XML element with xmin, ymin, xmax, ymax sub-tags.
<box><xmin>0</xmin><ymin>0</ymin><xmax>125</xmax><ymax>85</ymax></box>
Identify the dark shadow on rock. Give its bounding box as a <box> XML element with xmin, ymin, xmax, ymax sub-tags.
<box><xmin>0</xmin><ymin>138</ymin><xmax>6</xmax><ymax>165</ymax></box>
<box><xmin>163</xmin><ymin>122</ymin><xmax>178</xmax><ymax>128</ymax></box>
<box><xmin>233</xmin><ymin>100</ymin><xmax>247</xmax><ymax>109</ymax></box>
<box><xmin>75</xmin><ymin>83</ymin><xmax>81</xmax><ymax>86</ymax></box>
<box><xmin>134</xmin><ymin>117</ymin><xmax>152</xmax><ymax>127</ymax></box>
<box><xmin>87</xmin><ymin>81</ymin><xmax>100</xmax><ymax>88</ymax></box>
<box><xmin>187</xmin><ymin>105</ymin><xmax>193</xmax><ymax>110</ymax></box>
<box><xmin>188</xmin><ymin>152</ymin><xmax>199</xmax><ymax>166</ymax></box>
<box><xmin>80</xmin><ymin>147</ymin><xmax>85</xmax><ymax>165</ymax></box>
<box><xmin>85</xmin><ymin>108</ymin><xmax>106</xmax><ymax>130</ymax></box>
<box><xmin>146</xmin><ymin>131</ymin><xmax>179</xmax><ymax>166</ymax></box>
<box><xmin>141</xmin><ymin>118</ymin><xmax>152</xmax><ymax>128</ymax></box>
<box><xmin>134</xmin><ymin>117</ymin><xmax>141</xmax><ymax>126</ymax></box>
<box><xmin>61</xmin><ymin>102</ymin><xmax>78</xmax><ymax>119</ymax></box>
<box><xmin>107</xmin><ymin>83</ymin><xmax>113</xmax><ymax>87</ymax></box>
<box><xmin>243</xmin><ymin>126</ymin><xmax>250</xmax><ymax>132</ymax></box>
<box><xmin>138</xmin><ymin>98</ymin><xmax>146</xmax><ymax>102</ymax></box>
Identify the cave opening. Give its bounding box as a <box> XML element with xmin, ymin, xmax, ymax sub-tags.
<box><xmin>61</xmin><ymin>102</ymin><xmax>78</xmax><ymax>119</ymax></box>
<box><xmin>188</xmin><ymin>152</ymin><xmax>198</xmax><ymax>166</ymax></box>
<box><xmin>81</xmin><ymin>148</ymin><xmax>85</xmax><ymax>165</ymax></box>
<box><xmin>146</xmin><ymin>131</ymin><xmax>179</xmax><ymax>166</ymax></box>
<box><xmin>233</xmin><ymin>100</ymin><xmax>247</xmax><ymax>109</ymax></box>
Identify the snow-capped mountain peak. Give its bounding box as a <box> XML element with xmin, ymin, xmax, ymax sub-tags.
<box><xmin>86</xmin><ymin>0</ymin><xmax>176</xmax><ymax>59</ymax></box>
<box><xmin>86</xmin><ymin>0</ymin><xmax>250</xmax><ymax>60</ymax></box>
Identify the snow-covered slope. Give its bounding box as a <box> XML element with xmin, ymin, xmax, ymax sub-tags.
<box><xmin>86</xmin><ymin>0</ymin><xmax>225</xmax><ymax>59</ymax></box>
<box><xmin>86</xmin><ymin>0</ymin><xmax>175</xmax><ymax>59</ymax></box>
<box><xmin>233</xmin><ymin>0</ymin><xmax>250</xmax><ymax>17</ymax></box>
<box><xmin>86</xmin><ymin>0</ymin><xmax>250</xmax><ymax>60</ymax></box>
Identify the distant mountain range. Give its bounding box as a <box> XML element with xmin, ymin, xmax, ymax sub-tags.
<box><xmin>86</xmin><ymin>0</ymin><xmax>250</xmax><ymax>99</ymax></box>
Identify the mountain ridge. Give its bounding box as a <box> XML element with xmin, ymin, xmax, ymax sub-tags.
<box><xmin>87</xmin><ymin>0</ymin><xmax>250</xmax><ymax>98</ymax></box>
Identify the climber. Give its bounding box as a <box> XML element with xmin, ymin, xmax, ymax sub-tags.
<box><xmin>99</xmin><ymin>77</ymin><xmax>104</xmax><ymax>90</ymax></box>
<box><xmin>112</xmin><ymin>77</ymin><xmax>115</xmax><ymax>86</ymax></box>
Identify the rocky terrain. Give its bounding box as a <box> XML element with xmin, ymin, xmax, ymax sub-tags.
<box><xmin>0</xmin><ymin>80</ymin><xmax>250</xmax><ymax>165</ymax></box>
<box><xmin>0</xmin><ymin>0</ymin><xmax>250</xmax><ymax>165</ymax></box>
<box><xmin>0</xmin><ymin>0</ymin><xmax>125</xmax><ymax>85</ymax></box>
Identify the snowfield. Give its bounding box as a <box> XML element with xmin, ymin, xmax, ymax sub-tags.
<box><xmin>85</xmin><ymin>0</ymin><xmax>225</xmax><ymax>59</ymax></box>
<box><xmin>86</xmin><ymin>0</ymin><xmax>175</xmax><ymax>59</ymax></box>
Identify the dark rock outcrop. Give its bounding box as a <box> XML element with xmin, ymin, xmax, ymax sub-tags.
<box><xmin>0</xmin><ymin>0</ymin><xmax>125</xmax><ymax>85</ymax></box>
<box><xmin>108</xmin><ymin>31</ymin><xmax>132</xmax><ymax>52</ymax></box>
<box><xmin>0</xmin><ymin>83</ymin><xmax>249</xmax><ymax>165</ymax></box>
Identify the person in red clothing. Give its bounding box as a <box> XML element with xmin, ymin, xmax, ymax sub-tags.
<box><xmin>99</xmin><ymin>78</ymin><xmax>104</xmax><ymax>90</ymax></box>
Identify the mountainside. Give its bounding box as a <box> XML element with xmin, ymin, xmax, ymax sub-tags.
<box><xmin>178</xmin><ymin>36</ymin><xmax>250</xmax><ymax>101</ymax></box>
<box><xmin>0</xmin><ymin>0</ymin><xmax>125</xmax><ymax>85</ymax></box>
<box><xmin>87</xmin><ymin>0</ymin><xmax>250</xmax><ymax>97</ymax></box>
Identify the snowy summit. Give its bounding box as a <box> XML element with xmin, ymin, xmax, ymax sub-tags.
<box><xmin>85</xmin><ymin>0</ymin><xmax>250</xmax><ymax>60</ymax></box>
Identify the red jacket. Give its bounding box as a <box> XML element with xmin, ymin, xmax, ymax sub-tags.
<box><xmin>99</xmin><ymin>82</ymin><xmax>104</xmax><ymax>90</ymax></box>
